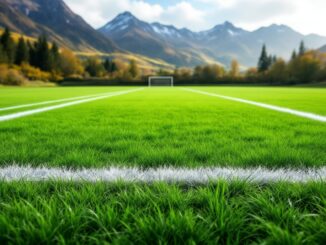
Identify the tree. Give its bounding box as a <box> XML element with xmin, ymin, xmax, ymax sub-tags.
<box><xmin>85</xmin><ymin>57</ymin><xmax>105</xmax><ymax>77</ymax></box>
<box><xmin>200</xmin><ymin>64</ymin><xmax>225</xmax><ymax>80</ymax></box>
<box><xmin>258</xmin><ymin>44</ymin><xmax>270</xmax><ymax>72</ymax></box>
<box><xmin>50</xmin><ymin>42</ymin><xmax>60</xmax><ymax>71</ymax></box>
<box><xmin>32</xmin><ymin>35</ymin><xmax>52</xmax><ymax>71</ymax></box>
<box><xmin>267</xmin><ymin>58</ymin><xmax>288</xmax><ymax>84</ymax></box>
<box><xmin>229</xmin><ymin>59</ymin><xmax>240</xmax><ymax>77</ymax></box>
<box><xmin>15</xmin><ymin>37</ymin><xmax>29</xmax><ymax>65</ymax></box>
<box><xmin>0</xmin><ymin>44</ymin><xmax>7</xmax><ymax>63</ymax></box>
<box><xmin>288</xmin><ymin>51</ymin><xmax>320</xmax><ymax>83</ymax></box>
<box><xmin>103</xmin><ymin>58</ymin><xmax>111</xmax><ymax>72</ymax></box>
<box><xmin>299</xmin><ymin>41</ymin><xmax>306</xmax><ymax>56</ymax></box>
<box><xmin>27</xmin><ymin>41</ymin><xmax>37</xmax><ymax>66</ymax></box>
<box><xmin>59</xmin><ymin>48</ymin><xmax>84</xmax><ymax>77</ymax></box>
<box><xmin>129</xmin><ymin>59</ymin><xmax>139</xmax><ymax>78</ymax></box>
<box><xmin>0</xmin><ymin>27</ymin><xmax>15</xmax><ymax>64</ymax></box>
<box><xmin>103</xmin><ymin>58</ymin><xmax>118</xmax><ymax>74</ymax></box>
<box><xmin>291</xmin><ymin>50</ymin><xmax>297</xmax><ymax>60</ymax></box>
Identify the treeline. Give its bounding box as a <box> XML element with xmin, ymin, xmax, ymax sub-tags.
<box><xmin>254</xmin><ymin>42</ymin><xmax>326</xmax><ymax>84</ymax></box>
<box><xmin>170</xmin><ymin>41</ymin><xmax>326</xmax><ymax>85</ymax></box>
<box><xmin>1</xmin><ymin>26</ymin><xmax>325</xmax><ymax>86</ymax></box>
<box><xmin>0</xmin><ymin>27</ymin><xmax>141</xmax><ymax>85</ymax></box>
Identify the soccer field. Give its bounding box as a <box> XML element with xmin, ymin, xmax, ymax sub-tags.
<box><xmin>0</xmin><ymin>86</ymin><xmax>325</xmax><ymax>244</ymax></box>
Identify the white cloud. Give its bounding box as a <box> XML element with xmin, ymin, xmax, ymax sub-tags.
<box><xmin>160</xmin><ymin>2</ymin><xmax>205</xmax><ymax>29</ymax></box>
<box><xmin>65</xmin><ymin>0</ymin><xmax>163</xmax><ymax>27</ymax></box>
<box><xmin>196</xmin><ymin>0</ymin><xmax>326</xmax><ymax>35</ymax></box>
<box><xmin>64</xmin><ymin>0</ymin><xmax>326</xmax><ymax>36</ymax></box>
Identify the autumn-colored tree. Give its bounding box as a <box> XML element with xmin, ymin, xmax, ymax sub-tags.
<box><xmin>84</xmin><ymin>57</ymin><xmax>105</xmax><ymax>77</ymax></box>
<box><xmin>174</xmin><ymin>67</ymin><xmax>192</xmax><ymax>80</ymax></box>
<box><xmin>288</xmin><ymin>51</ymin><xmax>321</xmax><ymax>83</ymax></box>
<box><xmin>229</xmin><ymin>59</ymin><xmax>240</xmax><ymax>77</ymax></box>
<box><xmin>59</xmin><ymin>48</ymin><xmax>84</xmax><ymax>77</ymax></box>
<box><xmin>267</xmin><ymin>58</ymin><xmax>288</xmax><ymax>84</ymax></box>
<box><xmin>129</xmin><ymin>59</ymin><xmax>139</xmax><ymax>78</ymax></box>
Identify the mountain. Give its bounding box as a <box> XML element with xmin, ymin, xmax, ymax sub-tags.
<box><xmin>0</xmin><ymin>0</ymin><xmax>118</xmax><ymax>52</ymax></box>
<box><xmin>319</xmin><ymin>44</ymin><xmax>326</xmax><ymax>52</ymax></box>
<box><xmin>99</xmin><ymin>12</ymin><xmax>220</xmax><ymax>67</ymax></box>
<box><xmin>100</xmin><ymin>12</ymin><xmax>326</xmax><ymax>67</ymax></box>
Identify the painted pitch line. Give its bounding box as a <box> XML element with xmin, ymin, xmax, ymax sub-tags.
<box><xmin>0</xmin><ymin>91</ymin><xmax>124</xmax><ymax>112</ymax></box>
<box><xmin>182</xmin><ymin>88</ymin><xmax>326</xmax><ymax>122</ymax></box>
<box><xmin>0</xmin><ymin>88</ymin><xmax>143</xmax><ymax>122</ymax></box>
<box><xmin>0</xmin><ymin>166</ymin><xmax>325</xmax><ymax>183</ymax></box>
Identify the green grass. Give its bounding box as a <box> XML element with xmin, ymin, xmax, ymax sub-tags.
<box><xmin>0</xmin><ymin>181</ymin><xmax>325</xmax><ymax>244</ymax></box>
<box><xmin>196</xmin><ymin>86</ymin><xmax>326</xmax><ymax>115</ymax></box>
<box><xmin>0</xmin><ymin>87</ymin><xmax>128</xmax><ymax>108</ymax></box>
<box><xmin>0</xmin><ymin>86</ymin><xmax>326</xmax><ymax>243</ymax></box>
<box><xmin>0</xmin><ymin>87</ymin><xmax>325</xmax><ymax>168</ymax></box>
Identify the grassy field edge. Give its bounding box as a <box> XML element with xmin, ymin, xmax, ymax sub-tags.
<box><xmin>0</xmin><ymin>181</ymin><xmax>325</xmax><ymax>244</ymax></box>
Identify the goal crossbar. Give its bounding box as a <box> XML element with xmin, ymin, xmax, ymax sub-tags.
<box><xmin>148</xmin><ymin>76</ymin><xmax>174</xmax><ymax>87</ymax></box>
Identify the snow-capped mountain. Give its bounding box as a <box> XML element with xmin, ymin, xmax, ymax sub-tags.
<box><xmin>99</xmin><ymin>12</ymin><xmax>213</xmax><ymax>67</ymax></box>
<box><xmin>99</xmin><ymin>12</ymin><xmax>326</xmax><ymax>67</ymax></box>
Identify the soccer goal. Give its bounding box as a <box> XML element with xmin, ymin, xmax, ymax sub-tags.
<box><xmin>148</xmin><ymin>76</ymin><xmax>174</xmax><ymax>87</ymax></box>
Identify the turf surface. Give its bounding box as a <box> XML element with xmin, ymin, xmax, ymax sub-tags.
<box><xmin>0</xmin><ymin>87</ymin><xmax>325</xmax><ymax>168</ymax></box>
<box><xmin>1</xmin><ymin>86</ymin><xmax>326</xmax><ymax>244</ymax></box>
<box><xmin>0</xmin><ymin>181</ymin><xmax>325</xmax><ymax>244</ymax></box>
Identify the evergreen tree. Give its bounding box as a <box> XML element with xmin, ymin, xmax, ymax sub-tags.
<box><xmin>111</xmin><ymin>61</ymin><xmax>117</xmax><ymax>73</ymax></box>
<box><xmin>50</xmin><ymin>42</ymin><xmax>60</xmax><ymax>71</ymax></box>
<box><xmin>299</xmin><ymin>41</ymin><xmax>306</xmax><ymax>56</ymax></box>
<box><xmin>258</xmin><ymin>44</ymin><xmax>270</xmax><ymax>72</ymax></box>
<box><xmin>28</xmin><ymin>41</ymin><xmax>37</xmax><ymax>67</ymax></box>
<box><xmin>291</xmin><ymin>50</ymin><xmax>297</xmax><ymax>60</ymax></box>
<box><xmin>34</xmin><ymin>35</ymin><xmax>52</xmax><ymax>71</ymax></box>
<box><xmin>268</xmin><ymin>55</ymin><xmax>273</xmax><ymax>68</ymax></box>
<box><xmin>15</xmin><ymin>37</ymin><xmax>29</xmax><ymax>65</ymax></box>
<box><xmin>103</xmin><ymin>58</ymin><xmax>112</xmax><ymax>72</ymax></box>
<box><xmin>0</xmin><ymin>27</ymin><xmax>15</xmax><ymax>64</ymax></box>
<box><xmin>102</xmin><ymin>58</ymin><xmax>118</xmax><ymax>74</ymax></box>
<box><xmin>0</xmin><ymin>43</ymin><xmax>7</xmax><ymax>63</ymax></box>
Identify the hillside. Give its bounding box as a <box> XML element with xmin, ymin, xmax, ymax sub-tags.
<box><xmin>0</xmin><ymin>0</ymin><xmax>118</xmax><ymax>52</ymax></box>
<box><xmin>319</xmin><ymin>44</ymin><xmax>326</xmax><ymax>52</ymax></box>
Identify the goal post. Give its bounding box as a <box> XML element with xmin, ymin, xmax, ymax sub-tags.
<box><xmin>148</xmin><ymin>76</ymin><xmax>174</xmax><ymax>87</ymax></box>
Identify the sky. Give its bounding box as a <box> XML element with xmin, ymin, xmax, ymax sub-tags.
<box><xmin>64</xmin><ymin>0</ymin><xmax>326</xmax><ymax>36</ymax></box>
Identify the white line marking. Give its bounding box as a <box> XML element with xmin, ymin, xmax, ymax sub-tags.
<box><xmin>0</xmin><ymin>88</ymin><xmax>143</xmax><ymax>122</ymax></box>
<box><xmin>182</xmin><ymin>88</ymin><xmax>326</xmax><ymax>122</ymax></box>
<box><xmin>0</xmin><ymin>166</ymin><xmax>325</xmax><ymax>183</ymax></box>
<box><xmin>0</xmin><ymin>91</ymin><xmax>123</xmax><ymax>112</ymax></box>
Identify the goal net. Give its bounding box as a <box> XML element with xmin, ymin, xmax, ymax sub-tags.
<box><xmin>148</xmin><ymin>76</ymin><xmax>174</xmax><ymax>87</ymax></box>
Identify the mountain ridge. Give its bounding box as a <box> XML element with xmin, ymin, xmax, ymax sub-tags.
<box><xmin>99</xmin><ymin>11</ymin><xmax>326</xmax><ymax>67</ymax></box>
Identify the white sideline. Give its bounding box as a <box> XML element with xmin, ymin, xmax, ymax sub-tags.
<box><xmin>0</xmin><ymin>166</ymin><xmax>325</xmax><ymax>183</ymax></box>
<box><xmin>0</xmin><ymin>88</ymin><xmax>143</xmax><ymax>122</ymax></box>
<box><xmin>0</xmin><ymin>91</ymin><xmax>124</xmax><ymax>112</ymax></box>
<box><xmin>182</xmin><ymin>88</ymin><xmax>326</xmax><ymax>122</ymax></box>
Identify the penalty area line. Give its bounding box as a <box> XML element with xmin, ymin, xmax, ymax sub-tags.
<box><xmin>0</xmin><ymin>166</ymin><xmax>325</xmax><ymax>183</ymax></box>
<box><xmin>0</xmin><ymin>91</ymin><xmax>128</xmax><ymax>112</ymax></box>
<box><xmin>182</xmin><ymin>88</ymin><xmax>326</xmax><ymax>122</ymax></box>
<box><xmin>0</xmin><ymin>88</ymin><xmax>144</xmax><ymax>122</ymax></box>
